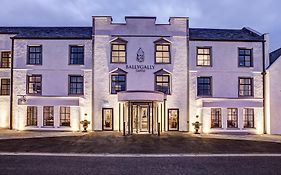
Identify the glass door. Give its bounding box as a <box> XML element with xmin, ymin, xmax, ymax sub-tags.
<box><xmin>140</xmin><ymin>106</ymin><xmax>148</xmax><ymax>132</ymax></box>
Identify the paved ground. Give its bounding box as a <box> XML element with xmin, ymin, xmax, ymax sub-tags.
<box><xmin>0</xmin><ymin>129</ymin><xmax>85</xmax><ymax>140</ymax></box>
<box><xmin>0</xmin><ymin>154</ymin><xmax>280</xmax><ymax>175</ymax></box>
<box><xmin>0</xmin><ymin>131</ymin><xmax>281</xmax><ymax>154</ymax></box>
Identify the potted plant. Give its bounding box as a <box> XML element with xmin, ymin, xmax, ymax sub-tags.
<box><xmin>80</xmin><ymin>119</ymin><xmax>90</xmax><ymax>132</ymax></box>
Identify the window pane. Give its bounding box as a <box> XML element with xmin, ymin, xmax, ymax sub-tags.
<box><xmin>111</xmin><ymin>44</ymin><xmax>126</xmax><ymax>63</ymax></box>
<box><xmin>211</xmin><ymin>108</ymin><xmax>222</xmax><ymax>128</ymax></box>
<box><xmin>168</xmin><ymin>109</ymin><xmax>179</xmax><ymax>131</ymax></box>
<box><xmin>239</xmin><ymin>48</ymin><xmax>252</xmax><ymax>67</ymax></box>
<box><xmin>69</xmin><ymin>76</ymin><xmax>83</xmax><ymax>95</ymax></box>
<box><xmin>155</xmin><ymin>44</ymin><xmax>171</xmax><ymax>63</ymax></box>
<box><xmin>197</xmin><ymin>48</ymin><xmax>211</xmax><ymax>66</ymax></box>
<box><xmin>197</xmin><ymin>77</ymin><xmax>211</xmax><ymax>96</ymax></box>
<box><xmin>162</xmin><ymin>45</ymin><xmax>169</xmax><ymax>51</ymax></box>
<box><xmin>227</xmin><ymin>108</ymin><xmax>238</xmax><ymax>128</ymax></box>
<box><xmin>103</xmin><ymin>108</ymin><xmax>113</xmax><ymax>130</ymax></box>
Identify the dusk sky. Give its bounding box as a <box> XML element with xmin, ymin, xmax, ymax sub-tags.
<box><xmin>0</xmin><ymin>0</ymin><xmax>280</xmax><ymax>51</ymax></box>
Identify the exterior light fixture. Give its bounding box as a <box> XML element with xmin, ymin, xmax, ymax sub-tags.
<box><xmin>18</xmin><ymin>95</ymin><xmax>27</xmax><ymax>105</ymax></box>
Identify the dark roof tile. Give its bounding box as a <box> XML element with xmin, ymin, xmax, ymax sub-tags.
<box><xmin>189</xmin><ymin>27</ymin><xmax>264</xmax><ymax>41</ymax></box>
<box><xmin>0</xmin><ymin>27</ymin><xmax>92</xmax><ymax>39</ymax></box>
<box><xmin>269</xmin><ymin>48</ymin><xmax>281</xmax><ymax>65</ymax></box>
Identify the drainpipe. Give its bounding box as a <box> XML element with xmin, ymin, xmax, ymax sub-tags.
<box><xmin>262</xmin><ymin>35</ymin><xmax>266</xmax><ymax>134</ymax></box>
<box><xmin>9</xmin><ymin>38</ymin><xmax>14</xmax><ymax>130</ymax></box>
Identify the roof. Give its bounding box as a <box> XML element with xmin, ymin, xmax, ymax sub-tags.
<box><xmin>269</xmin><ymin>48</ymin><xmax>281</xmax><ymax>65</ymax></box>
<box><xmin>189</xmin><ymin>27</ymin><xmax>264</xmax><ymax>42</ymax></box>
<box><xmin>0</xmin><ymin>27</ymin><xmax>92</xmax><ymax>39</ymax></box>
<box><xmin>0</xmin><ymin>26</ymin><xmax>264</xmax><ymax>41</ymax></box>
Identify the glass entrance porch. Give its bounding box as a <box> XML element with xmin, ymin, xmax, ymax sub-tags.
<box><xmin>117</xmin><ymin>90</ymin><xmax>166</xmax><ymax>135</ymax></box>
<box><xmin>121</xmin><ymin>101</ymin><xmax>161</xmax><ymax>135</ymax></box>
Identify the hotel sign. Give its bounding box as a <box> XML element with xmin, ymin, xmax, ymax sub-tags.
<box><xmin>126</xmin><ymin>65</ymin><xmax>155</xmax><ymax>72</ymax></box>
<box><xmin>125</xmin><ymin>48</ymin><xmax>155</xmax><ymax>72</ymax></box>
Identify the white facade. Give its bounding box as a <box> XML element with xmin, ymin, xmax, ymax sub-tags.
<box><xmin>266</xmin><ymin>54</ymin><xmax>281</xmax><ymax>134</ymax></box>
<box><xmin>0</xmin><ymin>34</ymin><xmax>13</xmax><ymax>128</ymax></box>
<box><xmin>189</xmin><ymin>41</ymin><xmax>264</xmax><ymax>134</ymax></box>
<box><xmin>93</xmin><ymin>17</ymin><xmax>188</xmax><ymax>133</ymax></box>
<box><xmin>0</xmin><ymin>16</ymin><xmax>275</xmax><ymax>134</ymax></box>
<box><xmin>12</xmin><ymin>39</ymin><xmax>92</xmax><ymax>131</ymax></box>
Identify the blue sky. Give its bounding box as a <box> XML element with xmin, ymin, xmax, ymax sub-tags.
<box><xmin>0</xmin><ymin>0</ymin><xmax>280</xmax><ymax>51</ymax></box>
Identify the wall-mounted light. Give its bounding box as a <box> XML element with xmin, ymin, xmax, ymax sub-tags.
<box><xmin>18</xmin><ymin>95</ymin><xmax>27</xmax><ymax>105</ymax></box>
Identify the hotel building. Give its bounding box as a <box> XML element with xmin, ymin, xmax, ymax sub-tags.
<box><xmin>1</xmin><ymin>16</ymin><xmax>278</xmax><ymax>134</ymax></box>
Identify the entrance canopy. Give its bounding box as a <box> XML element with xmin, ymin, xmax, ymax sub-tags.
<box><xmin>118</xmin><ymin>90</ymin><xmax>165</xmax><ymax>102</ymax></box>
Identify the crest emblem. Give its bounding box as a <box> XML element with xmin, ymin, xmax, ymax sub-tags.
<box><xmin>136</xmin><ymin>48</ymin><xmax>144</xmax><ymax>62</ymax></box>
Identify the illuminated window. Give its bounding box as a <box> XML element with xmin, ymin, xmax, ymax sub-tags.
<box><xmin>168</xmin><ymin>109</ymin><xmax>179</xmax><ymax>131</ymax></box>
<box><xmin>197</xmin><ymin>77</ymin><xmax>212</xmax><ymax>96</ymax></box>
<box><xmin>27</xmin><ymin>75</ymin><xmax>42</xmax><ymax>95</ymax></box>
<box><xmin>102</xmin><ymin>108</ymin><xmax>113</xmax><ymax>131</ymax></box>
<box><xmin>0</xmin><ymin>78</ymin><xmax>10</xmax><ymax>95</ymax></box>
<box><xmin>69</xmin><ymin>75</ymin><xmax>84</xmax><ymax>95</ymax></box>
<box><xmin>197</xmin><ymin>47</ymin><xmax>211</xmax><ymax>66</ymax></box>
<box><xmin>69</xmin><ymin>46</ymin><xmax>84</xmax><ymax>65</ymax></box>
<box><xmin>0</xmin><ymin>51</ymin><xmax>11</xmax><ymax>68</ymax></box>
<box><xmin>239</xmin><ymin>48</ymin><xmax>252</xmax><ymax>67</ymax></box>
<box><xmin>43</xmin><ymin>106</ymin><xmax>54</xmax><ymax>126</ymax></box>
<box><xmin>27</xmin><ymin>106</ymin><xmax>37</xmax><ymax>126</ymax></box>
<box><xmin>227</xmin><ymin>108</ymin><xmax>238</xmax><ymax>128</ymax></box>
<box><xmin>239</xmin><ymin>77</ymin><xmax>253</xmax><ymax>96</ymax></box>
<box><xmin>244</xmin><ymin>108</ymin><xmax>254</xmax><ymax>128</ymax></box>
<box><xmin>111</xmin><ymin>74</ymin><xmax>126</xmax><ymax>94</ymax></box>
<box><xmin>155</xmin><ymin>44</ymin><xmax>170</xmax><ymax>63</ymax></box>
<box><xmin>60</xmin><ymin>107</ymin><xmax>70</xmax><ymax>126</ymax></box>
<box><xmin>111</xmin><ymin>38</ymin><xmax>127</xmax><ymax>63</ymax></box>
<box><xmin>155</xmin><ymin>75</ymin><xmax>170</xmax><ymax>94</ymax></box>
<box><xmin>27</xmin><ymin>46</ymin><xmax>42</xmax><ymax>65</ymax></box>
<box><xmin>211</xmin><ymin>108</ymin><xmax>222</xmax><ymax>128</ymax></box>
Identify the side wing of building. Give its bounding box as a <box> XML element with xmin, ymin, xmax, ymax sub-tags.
<box><xmin>189</xmin><ymin>28</ymin><xmax>266</xmax><ymax>134</ymax></box>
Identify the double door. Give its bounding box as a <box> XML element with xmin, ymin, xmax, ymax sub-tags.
<box><xmin>132</xmin><ymin>104</ymin><xmax>149</xmax><ymax>133</ymax></box>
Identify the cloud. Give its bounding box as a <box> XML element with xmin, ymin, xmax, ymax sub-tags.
<box><xmin>0</xmin><ymin>0</ymin><xmax>280</xmax><ymax>50</ymax></box>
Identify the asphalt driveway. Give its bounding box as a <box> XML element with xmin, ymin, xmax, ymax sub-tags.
<box><xmin>0</xmin><ymin>132</ymin><xmax>280</xmax><ymax>154</ymax></box>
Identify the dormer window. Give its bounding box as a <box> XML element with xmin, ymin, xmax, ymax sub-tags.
<box><xmin>111</xmin><ymin>38</ymin><xmax>127</xmax><ymax>63</ymax></box>
<box><xmin>154</xmin><ymin>69</ymin><xmax>171</xmax><ymax>95</ymax></box>
<box><xmin>154</xmin><ymin>38</ymin><xmax>171</xmax><ymax>64</ymax></box>
<box><xmin>110</xmin><ymin>68</ymin><xmax>127</xmax><ymax>94</ymax></box>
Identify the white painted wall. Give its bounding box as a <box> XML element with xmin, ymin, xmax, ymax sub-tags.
<box><xmin>189</xmin><ymin>41</ymin><xmax>264</xmax><ymax>134</ymax></box>
<box><xmin>266</xmin><ymin>57</ymin><xmax>281</xmax><ymax>134</ymax></box>
<box><xmin>0</xmin><ymin>34</ymin><xmax>14</xmax><ymax>128</ymax></box>
<box><xmin>93</xmin><ymin>17</ymin><xmax>189</xmax><ymax>131</ymax></box>
<box><xmin>12</xmin><ymin>39</ymin><xmax>92</xmax><ymax>131</ymax></box>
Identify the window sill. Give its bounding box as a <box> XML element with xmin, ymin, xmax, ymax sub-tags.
<box><xmin>26</xmin><ymin>94</ymin><xmax>42</xmax><ymax>97</ymax></box>
<box><xmin>238</xmin><ymin>66</ymin><xmax>254</xmax><ymax>68</ymax></box>
<box><xmin>226</xmin><ymin>128</ymin><xmax>240</xmax><ymax>130</ymax></box>
<box><xmin>68</xmin><ymin>94</ymin><xmax>84</xmax><ymax>97</ymax></box>
<box><xmin>197</xmin><ymin>95</ymin><xmax>212</xmax><ymax>98</ymax></box>
<box><xmin>110</xmin><ymin>62</ymin><xmax>126</xmax><ymax>64</ymax></box>
<box><xmin>26</xmin><ymin>64</ymin><xmax>42</xmax><ymax>66</ymax></box>
<box><xmin>68</xmin><ymin>64</ymin><xmax>85</xmax><ymax>66</ymax></box>
<box><xmin>154</xmin><ymin>62</ymin><xmax>171</xmax><ymax>64</ymax></box>
<box><xmin>25</xmin><ymin>125</ymin><xmax>39</xmax><ymax>128</ymax></box>
<box><xmin>238</xmin><ymin>96</ymin><xmax>254</xmax><ymax>98</ymax></box>
<box><xmin>210</xmin><ymin>127</ymin><xmax>223</xmax><ymax>129</ymax></box>
<box><xmin>196</xmin><ymin>65</ymin><xmax>212</xmax><ymax>67</ymax></box>
<box><xmin>242</xmin><ymin>127</ymin><xmax>256</xmax><ymax>130</ymax></box>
